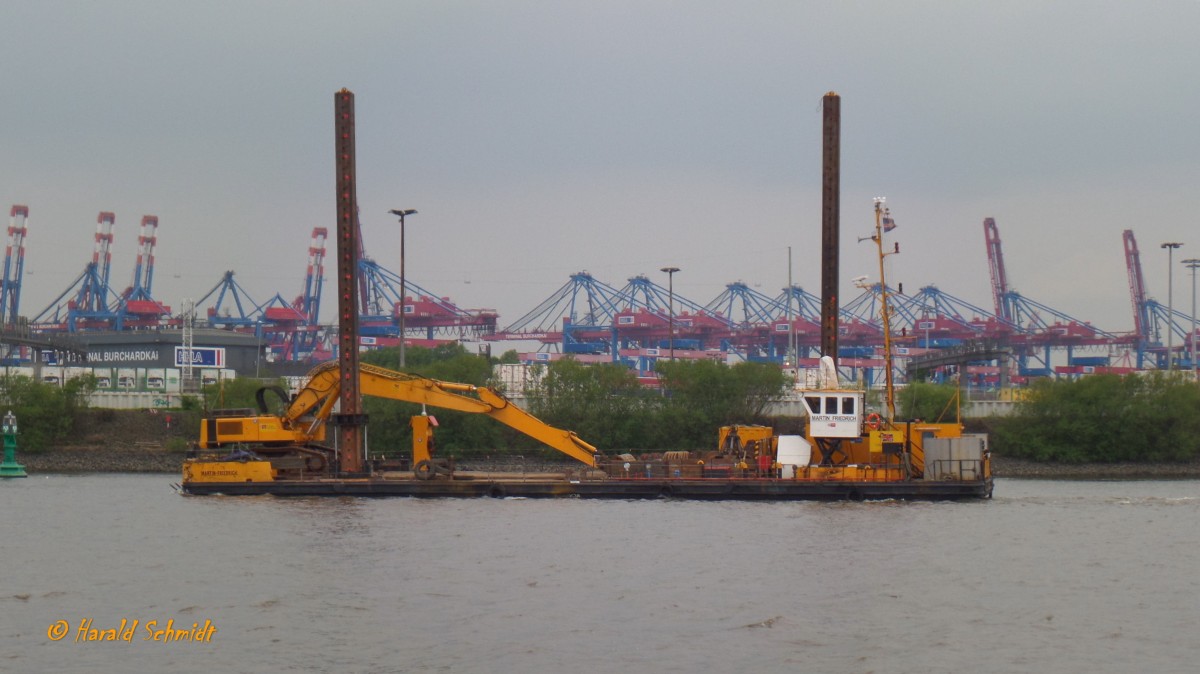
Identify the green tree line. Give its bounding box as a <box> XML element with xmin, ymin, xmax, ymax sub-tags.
<box><xmin>11</xmin><ymin>347</ymin><xmax>1198</xmax><ymax>464</ymax></box>
<box><xmin>0</xmin><ymin>374</ymin><xmax>96</xmax><ymax>451</ymax></box>
<box><xmin>988</xmin><ymin>372</ymin><xmax>1200</xmax><ymax>463</ymax></box>
<box><xmin>904</xmin><ymin>374</ymin><xmax>1200</xmax><ymax>463</ymax></box>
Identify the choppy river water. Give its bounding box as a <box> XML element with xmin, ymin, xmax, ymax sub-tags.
<box><xmin>2</xmin><ymin>475</ymin><xmax>1198</xmax><ymax>673</ymax></box>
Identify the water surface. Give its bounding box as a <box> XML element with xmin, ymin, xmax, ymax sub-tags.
<box><xmin>2</xmin><ymin>476</ymin><xmax>1197</xmax><ymax>673</ymax></box>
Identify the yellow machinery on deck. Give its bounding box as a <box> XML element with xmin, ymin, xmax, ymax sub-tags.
<box><xmin>184</xmin><ymin>361</ymin><xmax>598</xmax><ymax>484</ymax></box>
<box><xmin>705</xmin><ymin>412</ymin><xmax>987</xmax><ymax>484</ymax></box>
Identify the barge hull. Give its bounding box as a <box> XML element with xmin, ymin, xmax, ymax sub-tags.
<box><xmin>180</xmin><ymin>477</ymin><xmax>993</xmax><ymax>500</ymax></box>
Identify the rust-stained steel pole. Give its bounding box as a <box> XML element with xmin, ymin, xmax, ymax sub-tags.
<box><xmin>820</xmin><ymin>91</ymin><xmax>840</xmax><ymax>362</ymax></box>
<box><xmin>334</xmin><ymin>88</ymin><xmax>365</xmax><ymax>474</ymax></box>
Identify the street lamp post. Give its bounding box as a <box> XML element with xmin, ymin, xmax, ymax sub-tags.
<box><xmin>1162</xmin><ymin>242</ymin><xmax>1183</xmax><ymax>371</ymax></box>
<box><xmin>1184</xmin><ymin>258</ymin><xmax>1200</xmax><ymax>380</ymax></box>
<box><xmin>660</xmin><ymin>266</ymin><xmax>679</xmax><ymax>362</ymax></box>
<box><xmin>389</xmin><ymin>209</ymin><xmax>418</xmax><ymax>368</ymax></box>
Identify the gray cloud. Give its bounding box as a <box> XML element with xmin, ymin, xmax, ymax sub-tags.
<box><xmin>2</xmin><ymin>1</ymin><xmax>1197</xmax><ymax>337</ymax></box>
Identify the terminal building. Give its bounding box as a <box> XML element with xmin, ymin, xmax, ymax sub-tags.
<box><xmin>4</xmin><ymin>329</ymin><xmax>284</xmax><ymax>408</ymax></box>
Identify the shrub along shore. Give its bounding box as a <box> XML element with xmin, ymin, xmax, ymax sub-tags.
<box><xmin>7</xmin><ymin>348</ymin><xmax>1200</xmax><ymax>482</ymax></box>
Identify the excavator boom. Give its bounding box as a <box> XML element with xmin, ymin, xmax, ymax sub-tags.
<box><xmin>282</xmin><ymin>362</ymin><xmax>598</xmax><ymax>467</ymax></box>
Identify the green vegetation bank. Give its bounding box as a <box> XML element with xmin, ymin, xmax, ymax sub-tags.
<box><xmin>5</xmin><ymin>347</ymin><xmax>1200</xmax><ymax>471</ymax></box>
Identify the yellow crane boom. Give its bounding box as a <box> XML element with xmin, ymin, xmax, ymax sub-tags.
<box><xmin>210</xmin><ymin>361</ymin><xmax>598</xmax><ymax>467</ymax></box>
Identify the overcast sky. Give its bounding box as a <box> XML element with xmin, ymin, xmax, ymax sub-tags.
<box><xmin>2</xmin><ymin>1</ymin><xmax>1198</xmax><ymax>340</ymax></box>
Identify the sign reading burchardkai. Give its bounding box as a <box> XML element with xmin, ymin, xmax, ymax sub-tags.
<box><xmin>86</xmin><ymin>349</ymin><xmax>161</xmax><ymax>363</ymax></box>
<box><xmin>174</xmin><ymin>347</ymin><xmax>225</xmax><ymax>368</ymax></box>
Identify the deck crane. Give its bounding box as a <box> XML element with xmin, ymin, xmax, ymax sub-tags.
<box><xmin>1</xmin><ymin>205</ymin><xmax>30</xmax><ymax>325</ymax></box>
<box><xmin>984</xmin><ymin>218</ymin><xmax>1012</xmax><ymax>323</ymax></box>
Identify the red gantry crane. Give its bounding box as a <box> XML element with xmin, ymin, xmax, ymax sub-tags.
<box><xmin>295</xmin><ymin>226</ymin><xmax>328</xmax><ymax>325</ymax></box>
<box><xmin>1124</xmin><ymin>229</ymin><xmax>1151</xmax><ymax>345</ymax></box>
<box><xmin>259</xmin><ymin>226</ymin><xmax>331</xmax><ymax>362</ymax></box>
<box><xmin>984</xmin><ymin>217</ymin><xmax>1012</xmax><ymax>324</ymax></box>
<box><xmin>118</xmin><ymin>215</ymin><xmax>172</xmax><ymax>327</ymax></box>
<box><xmin>1</xmin><ymin>205</ymin><xmax>30</xmax><ymax>325</ymax></box>
<box><xmin>1123</xmin><ymin>228</ymin><xmax>1190</xmax><ymax>369</ymax></box>
<box><xmin>92</xmin><ymin>211</ymin><xmax>116</xmax><ymax>305</ymax></box>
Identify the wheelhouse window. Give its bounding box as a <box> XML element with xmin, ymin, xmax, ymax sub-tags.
<box><xmin>824</xmin><ymin>397</ymin><xmax>838</xmax><ymax>415</ymax></box>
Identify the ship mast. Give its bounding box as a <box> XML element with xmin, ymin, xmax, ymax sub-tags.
<box><xmin>869</xmin><ymin>198</ymin><xmax>898</xmax><ymax>423</ymax></box>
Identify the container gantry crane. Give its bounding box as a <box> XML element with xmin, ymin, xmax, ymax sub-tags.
<box><xmin>1124</xmin><ymin>229</ymin><xmax>1198</xmax><ymax>369</ymax></box>
<box><xmin>32</xmin><ymin>211</ymin><xmax>124</xmax><ymax>330</ymax></box>
<box><xmin>251</xmin><ymin>227</ymin><xmax>332</xmax><ymax>363</ymax></box>
<box><xmin>88</xmin><ymin>211</ymin><xmax>117</xmax><ymax>312</ymax></box>
<box><xmin>1</xmin><ymin>205</ymin><xmax>30</xmax><ymax>325</ymax></box>
<box><xmin>117</xmin><ymin>215</ymin><xmax>172</xmax><ymax>328</ymax></box>
<box><xmin>125</xmin><ymin>215</ymin><xmax>158</xmax><ymax>300</ymax></box>
<box><xmin>1124</xmin><ymin>229</ymin><xmax>1153</xmax><ymax>347</ymax></box>
<box><xmin>984</xmin><ymin>217</ymin><xmax>1013</xmax><ymax>324</ymax></box>
<box><xmin>352</xmin><ymin>215</ymin><xmax>497</xmax><ymax>347</ymax></box>
<box><xmin>295</xmin><ymin>227</ymin><xmax>327</xmax><ymax>328</ymax></box>
<box><xmin>1124</xmin><ymin>228</ymin><xmax>1168</xmax><ymax>369</ymax></box>
<box><xmin>490</xmin><ymin>271</ymin><xmax>627</xmax><ymax>348</ymax></box>
<box><xmin>289</xmin><ymin>226</ymin><xmax>328</xmax><ymax>359</ymax></box>
<box><xmin>194</xmin><ymin>271</ymin><xmax>261</xmax><ymax>330</ymax></box>
<box><xmin>608</xmin><ymin>275</ymin><xmax>734</xmax><ymax>355</ymax></box>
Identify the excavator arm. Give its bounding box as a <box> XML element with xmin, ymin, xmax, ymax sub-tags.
<box><xmin>282</xmin><ymin>361</ymin><xmax>598</xmax><ymax>467</ymax></box>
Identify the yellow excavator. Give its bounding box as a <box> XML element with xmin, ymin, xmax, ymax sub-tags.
<box><xmin>184</xmin><ymin>361</ymin><xmax>598</xmax><ymax>484</ymax></box>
